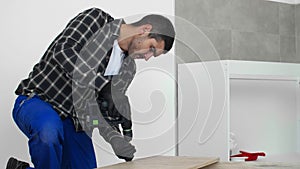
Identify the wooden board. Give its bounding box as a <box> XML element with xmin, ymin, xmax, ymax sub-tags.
<box><xmin>97</xmin><ymin>156</ymin><xmax>219</xmax><ymax>169</ymax></box>
<box><xmin>202</xmin><ymin>162</ymin><xmax>300</xmax><ymax>169</ymax></box>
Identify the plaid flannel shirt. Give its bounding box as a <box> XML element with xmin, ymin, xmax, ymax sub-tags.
<box><xmin>15</xmin><ymin>8</ymin><xmax>136</xmax><ymax>131</ymax></box>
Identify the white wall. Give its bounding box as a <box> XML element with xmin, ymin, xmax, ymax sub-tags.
<box><xmin>266</xmin><ymin>0</ymin><xmax>300</xmax><ymax>4</ymax></box>
<box><xmin>0</xmin><ymin>0</ymin><xmax>175</xmax><ymax>168</ymax></box>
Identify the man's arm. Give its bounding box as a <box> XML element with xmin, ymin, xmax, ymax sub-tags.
<box><xmin>52</xmin><ymin>8</ymin><xmax>113</xmax><ymax>91</ymax></box>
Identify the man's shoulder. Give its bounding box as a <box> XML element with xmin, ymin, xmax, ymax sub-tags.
<box><xmin>80</xmin><ymin>7</ymin><xmax>114</xmax><ymax>24</ymax></box>
<box><xmin>82</xmin><ymin>7</ymin><xmax>111</xmax><ymax>17</ymax></box>
<box><xmin>84</xmin><ymin>7</ymin><xmax>102</xmax><ymax>13</ymax></box>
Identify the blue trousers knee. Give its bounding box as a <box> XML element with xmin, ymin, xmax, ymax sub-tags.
<box><xmin>12</xmin><ymin>95</ymin><xmax>97</xmax><ymax>169</ymax></box>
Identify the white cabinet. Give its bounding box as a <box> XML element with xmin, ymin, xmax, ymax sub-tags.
<box><xmin>178</xmin><ymin>60</ymin><xmax>300</xmax><ymax>162</ymax></box>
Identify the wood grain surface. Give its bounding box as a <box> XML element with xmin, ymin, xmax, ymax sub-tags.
<box><xmin>202</xmin><ymin>162</ymin><xmax>300</xmax><ymax>169</ymax></box>
<box><xmin>97</xmin><ymin>156</ymin><xmax>219</xmax><ymax>169</ymax></box>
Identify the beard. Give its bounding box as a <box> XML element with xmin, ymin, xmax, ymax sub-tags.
<box><xmin>127</xmin><ymin>36</ymin><xmax>147</xmax><ymax>59</ymax></box>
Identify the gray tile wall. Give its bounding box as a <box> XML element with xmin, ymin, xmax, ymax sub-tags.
<box><xmin>175</xmin><ymin>0</ymin><xmax>299</xmax><ymax>63</ymax></box>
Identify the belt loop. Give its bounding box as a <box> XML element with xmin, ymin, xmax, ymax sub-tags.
<box><xmin>19</xmin><ymin>93</ymin><xmax>36</xmax><ymax>107</ymax></box>
<box><xmin>28</xmin><ymin>92</ymin><xmax>35</xmax><ymax>99</ymax></box>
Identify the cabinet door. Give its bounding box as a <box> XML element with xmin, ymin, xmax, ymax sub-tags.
<box><xmin>178</xmin><ymin>62</ymin><xmax>229</xmax><ymax>161</ymax></box>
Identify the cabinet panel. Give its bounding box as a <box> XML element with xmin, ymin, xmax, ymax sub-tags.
<box><xmin>178</xmin><ymin>60</ymin><xmax>300</xmax><ymax>162</ymax></box>
<box><xmin>178</xmin><ymin>62</ymin><xmax>229</xmax><ymax>161</ymax></box>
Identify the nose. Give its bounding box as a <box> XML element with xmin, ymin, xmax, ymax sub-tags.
<box><xmin>144</xmin><ymin>52</ymin><xmax>154</xmax><ymax>61</ymax></box>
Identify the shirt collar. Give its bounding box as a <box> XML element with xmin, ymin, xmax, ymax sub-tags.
<box><xmin>113</xmin><ymin>39</ymin><xmax>123</xmax><ymax>54</ymax></box>
<box><xmin>110</xmin><ymin>19</ymin><xmax>126</xmax><ymax>37</ymax></box>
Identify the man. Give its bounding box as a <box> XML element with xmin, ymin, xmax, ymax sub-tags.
<box><xmin>6</xmin><ymin>7</ymin><xmax>175</xmax><ymax>169</ymax></box>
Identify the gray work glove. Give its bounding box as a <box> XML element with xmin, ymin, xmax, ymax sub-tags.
<box><xmin>99</xmin><ymin>126</ymin><xmax>136</xmax><ymax>161</ymax></box>
<box><xmin>110</xmin><ymin>136</ymin><xmax>136</xmax><ymax>161</ymax></box>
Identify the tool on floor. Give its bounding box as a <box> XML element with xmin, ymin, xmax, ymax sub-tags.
<box><xmin>230</xmin><ymin>150</ymin><xmax>266</xmax><ymax>161</ymax></box>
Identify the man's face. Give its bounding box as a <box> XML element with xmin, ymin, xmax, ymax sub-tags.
<box><xmin>128</xmin><ymin>35</ymin><xmax>165</xmax><ymax>61</ymax></box>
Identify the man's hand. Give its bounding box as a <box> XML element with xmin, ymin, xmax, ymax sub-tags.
<box><xmin>110</xmin><ymin>136</ymin><xmax>136</xmax><ymax>161</ymax></box>
<box><xmin>98</xmin><ymin>126</ymin><xmax>136</xmax><ymax>161</ymax></box>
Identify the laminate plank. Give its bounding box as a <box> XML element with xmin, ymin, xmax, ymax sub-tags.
<box><xmin>97</xmin><ymin>156</ymin><xmax>219</xmax><ymax>169</ymax></box>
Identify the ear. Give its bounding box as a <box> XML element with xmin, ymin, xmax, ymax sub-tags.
<box><xmin>138</xmin><ymin>24</ymin><xmax>153</xmax><ymax>35</ymax></box>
